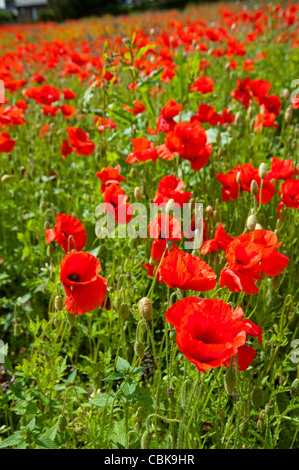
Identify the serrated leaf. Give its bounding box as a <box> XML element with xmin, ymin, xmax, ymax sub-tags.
<box><xmin>116</xmin><ymin>356</ymin><xmax>131</xmax><ymax>373</ymax></box>
<box><xmin>90</xmin><ymin>393</ymin><xmax>114</xmax><ymax>408</ymax></box>
<box><xmin>0</xmin><ymin>431</ymin><xmax>25</xmax><ymax>448</ymax></box>
<box><xmin>35</xmin><ymin>436</ymin><xmax>58</xmax><ymax>449</ymax></box>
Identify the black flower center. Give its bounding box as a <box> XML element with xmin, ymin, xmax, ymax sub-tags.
<box><xmin>67</xmin><ymin>273</ymin><xmax>80</xmax><ymax>282</ymax></box>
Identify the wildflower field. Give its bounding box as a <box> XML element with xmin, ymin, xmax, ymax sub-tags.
<box><xmin>0</xmin><ymin>1</ymin><xmax>299</xmax><ymax>451</ymax></box>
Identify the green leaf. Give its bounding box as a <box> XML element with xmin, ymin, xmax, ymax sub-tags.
<box><xmin>116</xmin><ymin>357</ymin><xmax>131</xmax><ymax>373</ymax></box>
<box><xmin>0</xmin><ymin>431</ymin><xmax>25</xmax><ymax>448</ymax></box>
<box><xmin>90</xmin><ymin>393</ymin><xmax>114</xmax><ymax>408</ymax></box>
<box><xmin>35</xmin><ymin>436</ymin><xmax>58</xmax><ymax>449</ymax></box>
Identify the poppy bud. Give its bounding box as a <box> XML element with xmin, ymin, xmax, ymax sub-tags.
<box><xmin>130</xmin><ymin>167</ymin><xmax>136</xmax><ymax>180</ymax></box>
<box><xmin>224</xmin><ymin>366</ymin><xmax>236</xmax><ymax>395</ymax></box>
<box><xmin>256</xmin><ymin>414</ymin><xmax>265</xmax><ymax>433</ymax></box>
<box><xmin>55</xmin><ymin>295</ymin><xmax>64</xmax><ymax>312</ymax></box>
<box><xmin>119</xmin><ymin>302</ymin><xmax>130</xmax><ymax>320</ymax></box>
<box><xmin>134</xmin><ymin>186</ymin><xmax>142</xmax><ymax>202</ymax></box>
<box><xmin>246</xmin><ymin>215</ymin><xmax>257</xmax><ymax>231</ymax></box>
<box><xmin>165</xmin><ymin>198</ymin><xmax>175</xmax><ymax>213</ymax></box>
<box><xmin>139</xmin><ymin>297</ymin><xmax>152</xmax><ymax>322</ymax></box>
<box><xmin>212</xmin><ymin>209</ymin><xmax>219</xmax><ymax>221</ymax></box>
<box><xmin>189</xmin><ymin>197</ymin><xmax>195</xmax><ymax>210</ymax></box>
<box><xmin>283</xmin><ymin>89</ymin><xmax>290</xmax><ymax>100</ymax></box>
<box><xmin>284</xmin><ymin>107</ymin><xmax>292</xmax><ymax>123</ymax></box>
<box><xmin>134</xmin><ymin>341</ymin><xmax>145</xmax><ymax>360</ymax></box>
<box><xmin>1</xmin><ymin>174</ymin><xmax>14</xmax><ymax>183</ymax></box>
<box><xmin>291</xmin><ymin>139</ymin><xmax>297</xmax><ymax>151</ymax></box>
<box><xmin>141</xmin><ymin>430</ymin><xmax>152</xmax><ymax>449</ymax></box>
<box><xmin>236</xmin><ymin>171</ymin><xmax>241</xmax><ymax>185</ymax></box>
<box><xmin>169</xmin><ymin>330</ymin><xmax>176</xmax><ymax>340</ymax></box>
<box><xmin>39</xmin><ymin>200</ymin><xmax>47</xmax><ymax>212</ymax></box>
<box><xmin>250</xmin><ymin>180</ymin><xmax>259</xmax><ymax>196</ymax></box>
<box><xmin>251</xmin><ymin>387</ymin><xmax>264</xmax><ymax>407</ymax></box>
<box><xmin>57</xmin><ymin>414</ymin><xmax>67</xmax><ymax>432</ymax></box>
<box><xmin>259</xmin><ymin>163</ymin><xmax>267</xmax><ymax>179</ymax></box>
<box><xmin>265</xmin><ymin>403</ymin><xmax>274</xmax><ymax>416</ymax></box>
<box><xmin>290</xmin><ymin>378</ymin><xmax>299</xmax><ymax>398</ymax></box>
<box><xmin>206</xmin><ymin>205</ymin><xmax>213</xmax><ymax>217</ymax></box>
<box><xmin>14</xmin><ymin>322</ymin><xmax>22</xmax><ymax>336</ymax></box>
<box><xmin>234</xmin><ymin>111</ymin><xmax>242</xmax><ymax>126</ymax></box>
<box><xmin>47</xmin><ymin>244</ymin><xmax>53</xmax><ymax>257</ymax></box>
<box><xmin>20</xmin><ymin>166</ymin><xmax>25</xmax><ymax>177</ymax></box>
<box><xmin>240</xmin><ymin>419</ymin><xmax>249</xmax><ymax>436</ymax></box>
<box><xmin>255</xmin><ymin>223</ymin><xmax>263</xmax><ymax>230</ymax></box>
<box><xmin>247</xmin><ymin>106</ymin><xmax>255</xmax><ymax>120</ymax></box>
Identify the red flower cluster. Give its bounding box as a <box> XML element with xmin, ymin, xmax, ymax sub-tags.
<box><xmin>61</xmin><ymin>127</ymin><xmax>95</xmax><ymax>158</ymax></box>
<box><xmin>165</xmin><ymin>297</ymin><xmax>262</xmax><ymax>373</ymax></box>
<box><xmin>220</xmin><ymin>230</ymin><xmax>289</xmax><ymax>294</ymax></box>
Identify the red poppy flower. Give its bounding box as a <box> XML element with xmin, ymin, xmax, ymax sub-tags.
<box><xmin>268</xmin><ymin>157</ymin><xmax>298</xmax><ymax>180</ymax></box>
<box><xmin>62</xmin><ymin>88</ymin><xmax>76</xmax><ymax>100</ymax></box>
<box><xmin>220</xmin><ymin>239</ymin><xmax>264</xmax><ymax>294</ymax></box>
<box><xmin>61</xmin><ymin>139</ymin><xmax>73</xmax><ymax>159</ymax></box>
<box><xmin>254</xmin><ymin>110</ymin><xmax>277</xmax><ymax>132</ymax></box>
<box><xmin>153</xmin><ymin>175</ymin><xmax>192</xmax><ymax>207</ymax></box>
<box><xmin>201</xmin><ymin>222</ymin><xmax>235</xmax><ymax>255</ymax></box>
<box><xmin>103</xmin><ymin>183</ymin><xmax>133</xmax><ymax>225</ymax></box>
<box><xmin>277</xmin><ymin>179</ymin><xmax>299</xmax><ymax>215</ymax></box>
<box><xmin>157</xmin><ymin>99</ymin><xmax>183</xmax><ymax>133</ymax></box>
<box><xmin>29</xmin><ymin>84</ymin><xmax>60</xmax><ymax>105</ymax></box>
<box><xmin>60</xmin><ymin>251</ymin><xmax>107</xmax><ymax>315</ymax></box>
<box><xmin>165</xmin><ymin>297</ymin><xmax>262</xmax><ymax>372</ymax></box>
<box><xmin>258</xmin><ymin>95</ymin><xmax>281</xmax><ymax>116</ymax></box>
<box><xmin>66</xmin><ymin>127</ymin><xmax>95</xmax><ymax>156</ymax></box>
<box><xmin>133</xmin><ymin>100</ymin><xmax>146</xmax><ymax>115</ymax></box>
<box><xmin>96</xmin><ymin>165</ymin><xmax>126</xmax><ymax>193</ymax></box>
<box><xmin>216</xmin><ymin>165</ymin><xmax>241</xmax><ymax>202</ymax></box>
<box><xmin>159</xmin><ymin>250</ymin><xmax>217</xmax><ymax>291</ymax></box>
<box><xmin>0</xmin><ymin>132</ymin><xmax>15</xmax><ymax>153</ymax></box>
<box><xmin>60</xmin><ymin>105</ymin><xmax>76</xmax><ymax>119</ymax></box>
<box><xmin>42</xmin><ymin>105</ymin><xmax>59</xmax><ymax>116</ymax></box>
<box><xmin>249</xmin><ymin>79</ymin><xmax>271</xmax><ymax>98</ymax></box>
<box><xmin>237</xmin><ymin>230</ymin><xmax>290</xmax><ymax>277</ymax></box>
<box><xmin>126</xmin><ymin>138</ymin><xmax>158</xmax><ymax>164</ymax></box>
<box><xmin>190</xmin><ymin>76</ymin><xmax>214</xmax><ymax>94</ymax></box>
<box><xmin>45</xmin><ymin>214</ymin><xmax>87</xmax><ymax>253</ymax></box>
<box><xmin>191</xmin><ymin>104</ymin><xmax>221</xmax><ymax>126</ymax></box>
<box><xmin>95</xmin><ymin>117</ymin><xmax>117</xmax><ymax>134</ymax></box>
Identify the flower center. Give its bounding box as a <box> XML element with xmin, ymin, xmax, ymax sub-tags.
<box><xmin>67</xmin><ymin>273</ymin><xmax>80</xmax><ymax>282</ymax></box>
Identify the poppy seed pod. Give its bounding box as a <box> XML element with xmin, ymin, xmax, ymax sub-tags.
<box><xmin>55</xmin><ymin>295</ymin><xmax>64</xmax><ymax>311</ymax></box>
<box><xmin>13</xmin><ymin>322</ymin><xmax>22</xmax><ymax>336</ymax></box>
<box><xmin>290</xmin><ymin>378</ymin><xmax>299</xmax><ymax>398</ymax></box>
<box><xmin>250</xmin><ymin>180</ymin><xmax>259</xmax><ymax>196</ymax></box>
<box><xmin>130</xmin><ymin>167</ymin><xmax>136</xmax><ymax>180</ymax></box>
<box><xmin>265</xmin><ymin>403</ymin><xmax>274</xmax><ymax>416</ymax></box>
<box><xmin>134</xmin><ymin>186</ymin><xmax>142</xmax><ymax>202</ymax></box>
<box><xmin>119</xmin><ymin>302</ymin><xmax>130</xmax><ymax>320</ymax></box>
<box><xmin>213</xmin><ymin>209</ymin><xmax>219</xmax><ymax>221</ymax></box>
<box><xmin>141</xmin><ymin>430</ymin><xmax>152</xmax><ymax>449</ymax></box>
<box><xmin>259</xmin><ymin>163</ymin><xmax>267</xmax><ymax>179</ymax></box>
<box><xmin>224</xmin><ymin>367</ymin><xmax>236</xmax><ymax>395</ymax></box>
<box><xmin>284</xmin><ymin>107</ymin><xmax>292</xmax><ymax>123</ymax></box>
<box><xmin>251</xmin><ymin>387</ymin><xmax>264</xmax><ymax>407</ymax></box>
<box><xmin>139</xmin><ymin>297</ymin><xmax>152</xmax><ymax>322</ymax></box>
<box><xmin>57</xmin><ymin>414</ymin><xmax>67</xmax><ymax>432</ymax></box>
<box><xmin>246</xmin><ymin>215</ymin><xmax>257</xmax><ymax>232</ymax></box>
